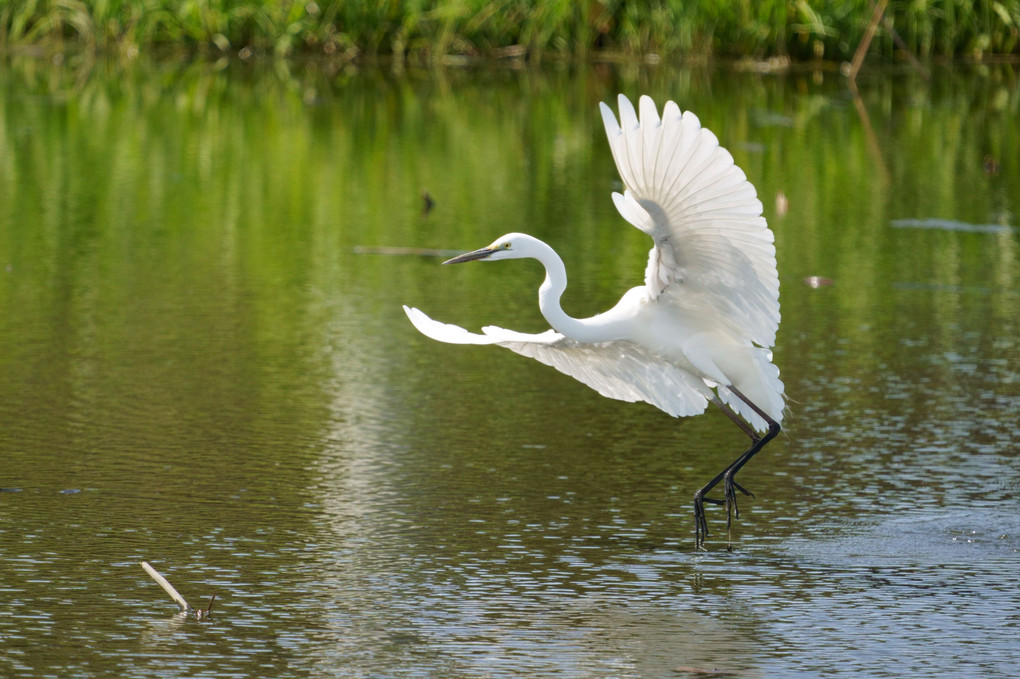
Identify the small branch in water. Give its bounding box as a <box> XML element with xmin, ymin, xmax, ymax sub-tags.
<box><xmin>141</xmin><ymin>561</ymin><xmax>216</xmax><ymax>620</ymax></box>
<box><xmin>141</xmin><ymin>561</ymin><xmax>190</xmax><ymax>612</ymax></box>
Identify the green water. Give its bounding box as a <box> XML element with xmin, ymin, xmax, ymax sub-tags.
<box><xmin>1</xmin><ymin>55</ymin><xmax>1018</xmax><ymax>677</ymax></box>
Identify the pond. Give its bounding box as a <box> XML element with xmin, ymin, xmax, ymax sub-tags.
<box><xmin>0</xmin><ymin>55</ymin><xmax>1017</xmax><ymax>677</ymax></box>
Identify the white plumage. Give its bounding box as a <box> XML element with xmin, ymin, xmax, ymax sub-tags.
<box><xmin>404</xmin><ymin>94</ymin><xmax>784</xmax><ymax>548</ymax></box>
<box><xmin>404</xmin><ymin>305</ymin><xmax>713</xmax><ymax>419</ymax></box>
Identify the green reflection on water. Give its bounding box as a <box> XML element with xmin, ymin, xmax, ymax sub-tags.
<box><xmin>0</xmin><ymin>55</ymin><xmax>1017</xmax><ymax>677</ymax></box>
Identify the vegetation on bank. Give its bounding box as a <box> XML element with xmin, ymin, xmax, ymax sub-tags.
<box><xmin>1</xmin><ymin>0</ymin><xmax>1019</xmax><ymax>62</ymax></box>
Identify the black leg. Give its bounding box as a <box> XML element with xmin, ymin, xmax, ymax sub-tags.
<box><xmin>693</xmin><ymin>387</ymin><xmax>781</xmax><ymax>549</ymax></box>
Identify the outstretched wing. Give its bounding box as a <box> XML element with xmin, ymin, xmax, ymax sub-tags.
<box><xmin>404</xmin><ymin>306</ymin><xmax>711</xmax><ymax>418</ymax></box>
<box><xmin>600</xmin><ymin>94</ymin><xmax>780</xmax><ymax>349</ymax></box>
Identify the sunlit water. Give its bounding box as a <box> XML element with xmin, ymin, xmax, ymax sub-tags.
<box><xmin>1</xmin><ymin>56</ymin><xmax>1018</xmax><ymax>677</ymax></box>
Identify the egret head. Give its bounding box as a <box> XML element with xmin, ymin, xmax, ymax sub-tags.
<box><xmin>443</xmin><ymin>233</ymin><xmax>541</xmax><ymax>264</ymax></box>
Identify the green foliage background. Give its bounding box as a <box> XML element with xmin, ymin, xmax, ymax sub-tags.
<box><xmin>2</xmin><ymin>0</ymin><xmax>1019</xmax><ymax>61</ymax></box>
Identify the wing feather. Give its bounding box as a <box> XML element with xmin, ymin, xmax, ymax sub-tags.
<box><xmin>600</xmin><ymin>95</ymin><xmax>780</xmax><ymax>348</ymax></box>
<box><xmin>403</xmin><ymin>306</ymin><xmax>711</xmax><ymax>418</ymax></box>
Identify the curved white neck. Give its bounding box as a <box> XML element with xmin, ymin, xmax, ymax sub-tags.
<box><xmin>533</xmin><ymin>242</ymin><xmax>624</xmax><ymax>344</ymax></box>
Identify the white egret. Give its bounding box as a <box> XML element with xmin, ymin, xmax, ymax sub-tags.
<box><xmin>404</xmin><ymin>94</ymin><xmax>784</xmax><ymax>549</ymax></box>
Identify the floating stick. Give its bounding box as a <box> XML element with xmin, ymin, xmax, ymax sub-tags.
<box><xmin>140</xmin><ymin>561</ymin><xmax>190</xmax><ymax>612</ymax></box>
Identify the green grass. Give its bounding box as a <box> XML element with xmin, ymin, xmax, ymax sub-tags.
<box><xmin>1</xmin><ymin>0</ymin><xmax>1019</xmax><ymax>61</ymax></box>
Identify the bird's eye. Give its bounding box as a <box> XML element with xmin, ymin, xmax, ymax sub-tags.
<box><xmin>502</xmin><ymin>242</ymin><xmax>511</xmax><ymax>249</ymax></box>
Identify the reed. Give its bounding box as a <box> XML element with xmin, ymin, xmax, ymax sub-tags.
<box><xmin>2</xmin><ymin>0</ymin><xmax>1018</xmax><ymax>61</ymax></box>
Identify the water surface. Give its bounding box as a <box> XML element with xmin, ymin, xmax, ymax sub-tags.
<box><xmin>1</xmin><ymin>56</ymin><xmax>1018</xmax><ymax>677</ymax></box>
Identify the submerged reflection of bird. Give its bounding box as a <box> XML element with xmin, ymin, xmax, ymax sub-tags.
<box><xmin>404</xmin><ymin>94</ymin><xmax>784</xmax><ymax>549</ymax></box>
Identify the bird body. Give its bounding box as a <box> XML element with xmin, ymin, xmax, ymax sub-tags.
<box><xmin>404</xmin><ymin>94</ymin><xmax>784</xmax><ymax>548</ymax></box>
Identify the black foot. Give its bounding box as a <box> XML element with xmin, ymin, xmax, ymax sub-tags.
<box><xmin>693</xmin><ymin>491</ymin><xmax>724</xmax><ymax>550</ymax></box>
<box><xmin>723</xmin><ymin>471</ymin><xmax>755</xmax><ymax>529</ymax></box>
<box><xmin>694</xmin><ymin>492</ymin><xmax>708</xmax><ymax>550</ymax></box>
<box><xmin>695</xmin><ymin>475</ymin><xmax>754</xmax><ymax>549</ymax></box>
